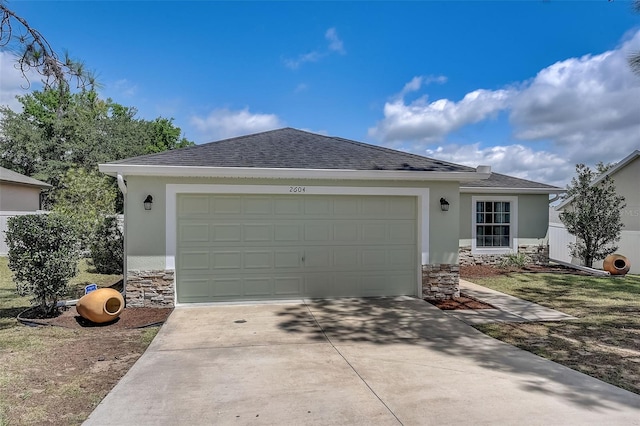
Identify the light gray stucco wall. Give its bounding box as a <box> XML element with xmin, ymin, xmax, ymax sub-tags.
<box><xmin>459</xmin><ymin>193</ymin><xmax>550</xmax><ymax>247</ymax></box>
<box><xmin>123</xmin><ymin>176</ymin><xmax>462</xmax><ymax>270</ymax></box>
<box><xmin>611</xmin><ymin>156</ymin><xmax>640</xmax><ymax>232</ymax></box>
<box><xmin>0</xmin><ymin>183</ymin><xmax>42</xmax><ymax>211</ymax></box>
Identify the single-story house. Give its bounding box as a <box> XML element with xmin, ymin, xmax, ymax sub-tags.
<box><xmin>99</xmin><ymin>128</ymin><xmax>561</xmax><ymax>307</ymax></box>
<box><xmin>551</xmin><ymin>150</ymin><xmax>639</xmax><ymax>274</ymax></box>
<box><xmin>0</xmin><ymin>167</ymin><xmax>51</xmax><ymax>255</ymax></box>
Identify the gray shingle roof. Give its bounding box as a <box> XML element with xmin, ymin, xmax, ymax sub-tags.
<box><xmin>110</xmin><ymin>128</ymin><xmax>476</xmax><ymax>173</ymax></box>
<box><xmin>0</xmin><ymin>167</ymin><xmax>51</xmax><ymax>188</ymax></box>
<box><xmin>462</xmin><ymin>172</ymin><xmax>562</xmax><ymax>190</ymax></box>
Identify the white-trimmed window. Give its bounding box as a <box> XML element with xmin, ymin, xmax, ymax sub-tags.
<box><xmin>472</xmin><ymin>196</ymin><xmax>518</xmax><ymax>254</ymax></box>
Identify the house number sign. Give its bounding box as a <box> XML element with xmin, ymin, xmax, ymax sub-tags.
<box><xmin>289</xmin><ymin>186</ymin><xmax>306</xmax><ymax>193</ymax></box>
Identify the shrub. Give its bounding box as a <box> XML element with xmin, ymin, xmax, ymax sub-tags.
<box><xmin>5</xmin><ymin>214</ymin><xmax>80</xmax><ymax>316</ymax></box>
<box><xmin>498</xmin><ymin>252</ymin><xmax>529</xmax><ymax>270</ymax></box>
<box><xmin>89</xmin><ymin>216</ymin><xmax>123</xmax><ymax>275</ymax></box>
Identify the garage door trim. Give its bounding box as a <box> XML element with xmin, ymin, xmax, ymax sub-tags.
<box><xmin>166</xmin><ymin>184</ymin><xmax>430</xmax><ymax>304</ymax></box>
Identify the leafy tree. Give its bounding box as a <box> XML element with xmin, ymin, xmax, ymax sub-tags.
<box><xmin>5</xmin><ymin>214</ymin><xmax>80</xmax><ymax>316</ymax></box>
<box><xmin>559</xmin><ymin>163</ymin><xmax>626</xmax><ymax>268</ymax></box>
<box><xmin>52</xmin><ymin>168</ymin><xmax>118</xmax><ymax>245</ymax></box>
<box><xmin>90</xmin><ymin>216</ymin><xmax>124</xmax><ymax>275</ymax></box>
<box><xmin>0</xmin><ymin>88</ymin><xmax>194</xmax><ymax>207</ymax></box>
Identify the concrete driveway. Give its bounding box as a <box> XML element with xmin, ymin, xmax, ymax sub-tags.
<box><xmin>85</xmin><ymin>297</ymin><xmax>640</xmax><ymax>425</ymax></box>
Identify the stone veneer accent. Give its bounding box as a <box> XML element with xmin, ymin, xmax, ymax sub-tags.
<box><xmin>126</xmin><ymin>270</ymin><xmax>175</xmax><ymax>307</ymax></box>
<box><xmin>422</xmin><ymin>264</ymin><xmax>460</xmax><ymax>301</ymax></box>
<box><xmin>459</xmin><ymin>244</ymin><xmax>549</xmax><ymax>266</ymax></box>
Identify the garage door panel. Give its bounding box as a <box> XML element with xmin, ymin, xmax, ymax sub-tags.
<box><xmin>179</xmin><ymin>223</ymin><xmax>210</xmax><ymax>242</ymax></box>
<box><xmin>212</xmin><ymin>252</ymin><xmax>242</xmax><ymax>269</ymax></box>
<box><xmin>244</xmin><ymin>197</ymin><xmax>272</xmax><ymax>215</ymax></box>
<box><xmin>244</xmin><ymin>224</ymin><xmax>273</xmax><ymax>241</ymax></box>
<box><xmin>244</xmin><ymin>278</ymin><xmax>272</xmax><ymax>296</ymax></box>
<box><xmin>180</xmin><ymin>251</ymin><xmax>210</xmax><ymax>270</ymax></box>
<box><xmin>362</xmin><ymin>249</ymin><xmax>387</xmax><ymax>267</ymax></box>
<box><xmin>243</xmin><ymin>251</ymin><xmax>273</xmax><ymax>269</ymax></box>
<box><xmin>361</xmin><ymin>223</ymin><xmax>387</xmax><ymax>242</ymax></box>
<box><xmin>304</xmin><ymin>223</ymin><xmax>331</xmax><ymax>241</ymax></box>
<box><xmin>305</xmin><ymin>198</ymin><xmax>331</xmax><ymax>215</ymax></box>
<box><xmin>274</xmin><ymin>250</ymin><xmax>302</xmax><ymax>268</ymax></box>
<box><xmin>333</xmin><ymin>248</ymin><xmax>358</xmax><ymax>266</ymax></box>
<box><xmin>274</xmin><ymin>198</ymin><xmax>303</xmax><ymax>215</ymax></box>
<box><xmin>389</xmin><ymin>249</ymin><xmax>415</xmax><ymax>267</ymax></box>
<box><xmin>304</xmin><ymin>248</ymin><xmax>331</xmax><ymax>268</ymax></box>
<box><xmin>333</xmin><ymin>222</ymin><xmax>358</xmax><ymax>241</ymax></box>
<box><xmin>390</xmin><ymin>198</ymin><xmax>416</xmax><ymax>218</ymax></box>
<box><xmin>180</xmin><ymin>278</ymin><xmax>210</xmax><ymax>301</ymax></box>
<box><xmin>333</xmin><ymin>198</ymin><xmax>359</xmax><ymax>216</ymax></box>
<box><xmin>211</xmin><ymin>278</ymin><xmax>244</xmax><ymax>298</ymax></box>
<box><xmin>212</xmin><ymin>196</ymin><xmax>242</xmax><ymax>215</ymax></box>
<box><xmin>179</xmin><ymin>196</ymin><xmax>210</xmax><ymax>216</ymax></box>
<box><xmin>177</xmin><ymin>194</ymin><xmax>418</xmax><ymax>303</ymax></box>
<box><xmin>389</xmin><ymin>222</ymin><xmax>416</xmax><ymax>242</ymax></box>
<box><xmin>274</xmin><ymin>224</ymin><xmax>301</xmax><ymax>241</ymax></box>
<box><xmin>212</xmin><ymin>224</ymin><xmax>242</xmax><ymax>242</ymax></box>
<box><xmin>274</xmin><ymin>277</ymin><xmax>303</xmax><ymax>296</ymax></box>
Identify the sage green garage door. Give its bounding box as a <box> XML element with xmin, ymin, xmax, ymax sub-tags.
<box><xmin>176</xmin><ymin>194</ymin><xmax>417</xmax><ymax>303</ymax></box>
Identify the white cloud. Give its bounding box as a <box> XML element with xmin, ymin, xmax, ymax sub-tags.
<box><xmin>510</xmin><ymin>31</ymin><xmax>640</xmax><ymax>166</ymax></box>
<box><xmin>0</xmin><ymin>51</ymin><xmax>40</xmax><ymax>111</ymax></box>
<box><xmin>424</xmin><ymin>143</ymin><xmax>573</xmax><ymax>187</ymax></box>
<box><xmin>369</xmin><ymin>30</ymin><xmax>640</xmax><ymax>185</ymax></box>
<box><xmin>190</xmin><ymin>107</ymin><xmax>284</xmax><ymax>141</ymax></box>
<box><xmin>284</xmin><ymin>27</ymin><xmax>346</xmax><ymax>69</ymax></box>
<box><xmin>111</xmin><ymin>79</ymin><xmax>138</xmax><ymax>98</ymax></box>
<box><xmin>369</xmin><ymin>87</ymin><xmax>513</xmax><ymax>143</ymax></box>
<box><xmin>325</xmin><ymin>28</ymin><xmax>345</xmax><ymax>54</ymax></box>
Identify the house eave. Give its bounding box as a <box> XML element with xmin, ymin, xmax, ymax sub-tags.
<box><xmin>99</xmin><ymin>164</ymin><xmax>491</xmax><ymax>182</ymax></box>
<box><xmin>460</xmin><ymin>186</ymin><xmax>565</xmax><ymax>194</ymax></box>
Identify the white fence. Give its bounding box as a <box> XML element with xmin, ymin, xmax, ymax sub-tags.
<box><xmin>548</xmin><ymin>222</ymin><xmax>577</xmax><ymax>264</ymax></box>
<box><xmin>548</xmin><ymin>222</ymin><xmax>639</xmax><ymax>274</ymax></box>
<box><xmin>0</xmin><ymin>211</ymin><xmax>48</xmax><ymax>256</ymax></box>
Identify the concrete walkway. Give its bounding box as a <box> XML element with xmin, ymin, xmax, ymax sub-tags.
<box><xmin>445</xmin><ymin>279</ymin><xmax>577</xmax><ymax>325</ymax></box>
<box><xmin>84</xmin><ymin>297</ymin><xmax>640</xmax><ymax>425</ymax></box>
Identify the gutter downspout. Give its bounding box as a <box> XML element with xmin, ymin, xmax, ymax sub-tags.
<box><xmin>117</xmin><ymin>173</ymin><xmax>127</xmax><ymax>300</ymax></box>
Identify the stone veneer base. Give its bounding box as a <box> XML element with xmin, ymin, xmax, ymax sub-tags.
<box><xmin>126</xmin><ymin>270</ymin><xmax>175</xmax><ymax>308</ymax></box>
<box><xmin>422</xmin><ymin>264</ymin><xmax>460</xmax><ymax>301</ymax></box>
<box><xmin>459</xmin><ymin>244</ymin><xmax>549</xmax><ymax>266</ymax></box>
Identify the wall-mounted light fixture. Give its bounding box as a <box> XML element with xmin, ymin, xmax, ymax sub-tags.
<box><xmin>143</xmin><ymin>195</ymin><xmax>153</xmax><ymax>211</ymax></box>
<box><xmin>440</xmin><ymin>197</ymin><xmax>450</xmax><ymax>212</ymax></box>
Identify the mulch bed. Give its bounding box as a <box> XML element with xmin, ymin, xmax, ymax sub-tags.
<box><xmin>18</xmin><ymin>306</ymin><xmax>173</xmax><ymax>329</ymax></box>
<box><xmin>460</xmin><ymin>263</ymin><xmax>591</xmax><ymax>278</ymax></box>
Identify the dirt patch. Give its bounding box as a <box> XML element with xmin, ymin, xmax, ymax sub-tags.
<box><xmin>460</xmin><ymin>264</ymin><xmax>591</xmax><ymax>279</ymax></box>
<box><xmin>427</xmin><ymin>293</ymin><xmax>495</xmax><ymax>310</ymax></box>
<box><xmin>2</xmin><ymin>308</ymin><xmax>172</xmax><ymax>425</ymax></box>
<box><xmin>18</xmin><ymin>306</ymin><xmax>173</xmax><ymax>329</ymax></box>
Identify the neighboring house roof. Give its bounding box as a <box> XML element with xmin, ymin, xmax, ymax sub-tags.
<box><xmin>100</xmin><ymin>128</ymin><xmax>490</xmax><ymax>182</ymax></box>
<box><xmin>556</xmin><ymin>150</ymin><xmax>640</xmax><ymax>210</ymax></box>
<box><xmin>0</xmin><ymin>166</ymin><xmax>51</xmax><ymax>189</ymax></box>
<box><xmin>461</xmin><ymin>172</ymin><xmax>564</xmax><ymax>194</ymax></box>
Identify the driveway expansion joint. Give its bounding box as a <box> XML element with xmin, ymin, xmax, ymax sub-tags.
<box><xmin>303</xmin><ymin>300</ymin><xmax>404</xmax><ymax>425</ymax></box>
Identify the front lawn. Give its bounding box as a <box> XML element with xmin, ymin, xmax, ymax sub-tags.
<box><xmin>469</xmin><ymin>272</ymin><xmax>640</xmax><ymax>394</ymax></box>
<box><xmin>0</xmin><ymin>257</ymin><xmax>159</xmax><ymax>425</ymax></box>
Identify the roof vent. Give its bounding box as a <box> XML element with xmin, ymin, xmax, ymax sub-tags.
<box><xmin>476</xmin><ymin>165</ymin><xmax>491</xmax><ymax>174</ymax></box>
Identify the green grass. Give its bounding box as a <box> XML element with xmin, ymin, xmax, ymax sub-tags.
<box><xmin>471</xmin><ymin>272</ymin><xmax>640</xmax><ymax>394</ymax></box>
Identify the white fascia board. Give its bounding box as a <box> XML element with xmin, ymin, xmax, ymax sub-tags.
<box><xmin>461</xmin><ymin>187</ymin><xmax>565</xmax><ymax>194</ymax></box>
<box><xmin>99</xmin><ymin>164</ymin><xmax>490</xmax><ymax>182</ymax></box>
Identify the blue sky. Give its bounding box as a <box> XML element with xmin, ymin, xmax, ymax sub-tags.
<box><xmin>2</xmin><ymin>1</ymin><xmax>640</xmax><ymax>187</ymax></box>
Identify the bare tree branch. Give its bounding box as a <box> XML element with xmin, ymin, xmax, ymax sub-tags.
<box><xmin>0</xmin><ymin>1</ymin><xmax>97</xmax><ymax>92</ymax></box>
